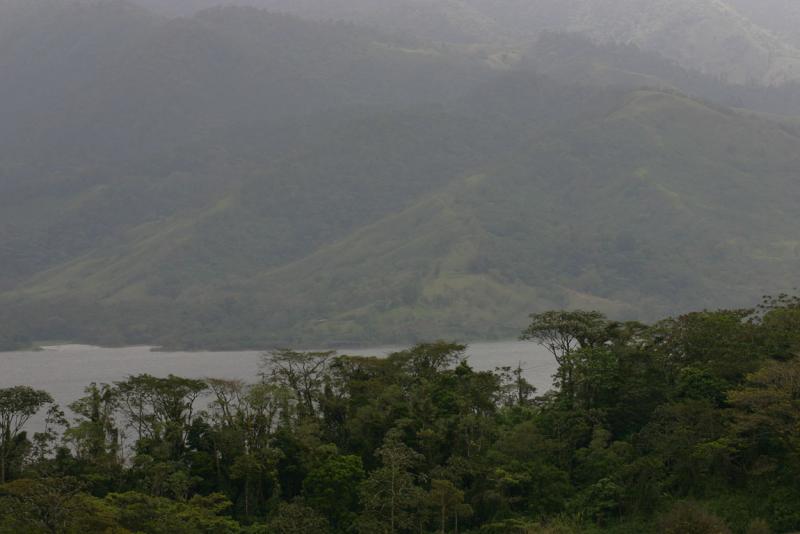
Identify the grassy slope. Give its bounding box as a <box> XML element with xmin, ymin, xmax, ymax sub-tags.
<box><xmin>234</xmin><ymin>90</ymin><xmax>800</xmax><ymax>344</ymax></box>
<box><xmin>6</xmin><ymin>90</ymin><xmax>799</xmax><ymax>348</ymax></box>
<box><xmin>0</xmin><ymin>2</ymin><xmax>495</xmax><ymax>289</ymax></box>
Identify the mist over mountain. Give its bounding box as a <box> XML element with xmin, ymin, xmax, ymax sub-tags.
<box><xmin>6</xmin><ymin>3</ymin><xmax>800</xmax><ymax>532</ymax></box>
<box><xmin>726</xmin><ymin>0</ymin><xmax>800</xmax><ymax>46</ymax></box>
<box><xmin>472</xmin><ymin>0</ymin><xmax>800</xmax><ymax>85</ymax></box>
<box><xmin>523</xmin><ymin>32</ymin><xmax>800</xmax><ymax>117</ymax></box>
<box><xmin>1</xmin><ymin>0</ymin><xmax>799</xmax><ymax>349</ymax></box>
<box><xmin>0</xmin><ymin>0</ymin><xmax>488</xmax><ymax>164</ymax></box>
<box><xmin>128</xmin><ymin>0</ymin><xmax>800</xmax><ymax>86</ymax></box>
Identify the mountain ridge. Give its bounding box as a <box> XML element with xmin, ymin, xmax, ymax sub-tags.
<box><xmin>4</xmin><ymin>87</ymin><xmax>800</xmax><ymax>348</ymax></box>
<box><xmin>1</xmin><ymin>1</ymin><xmax>800</xmax><ymax>350</ymax></box>
<box><xmin>123</xmin><ymin>0</ymin><xmax>800</xmax><ymax>86</ymax></box>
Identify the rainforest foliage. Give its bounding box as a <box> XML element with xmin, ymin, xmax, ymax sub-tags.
<box><xmin>1</xmin><ymin>297</ymin><xmax>800</xmax><ymax>533</ymax></box>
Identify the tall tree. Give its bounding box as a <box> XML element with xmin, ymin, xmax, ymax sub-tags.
<box><xmin>357</xmin><ymin>429</ymin><xmax>423</xmax><ymax>533</ymax></box>
<box><xmin>114</xmin><ymin>375</ymin><xmax>206</xmax><ymax>460</ymax></box>
<box><xmin>427</xmin><ymin>479</ymin><xmax>466</xmax><ymax>534</ymax></box>
<box><xmin>521</xmin><ymin>311</ymin><xmax>614</xmax><ymax>359</ymax></box>
<box><xmin>303</xmin><ymin>450</ymin><xmax>365</xmax><ymax>531</ymax></box>
<box><xmin>65</xmin><ymin>383</ymin><xmax>121</xmax><ymax>469</ymax></box>
<box><xmin>0</xmin><ymin>386</ymin><xmax>52</xmax><ymax>483</ymax></box>
<box><xmin>263</xmin><ymin>350</ymin><xmax>336</xmax><ymax>419</ymax></box>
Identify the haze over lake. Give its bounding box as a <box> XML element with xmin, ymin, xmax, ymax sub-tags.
<box><xmin>0</xmin><ymin>341</ymin><xmax>556</xmax><ymax>429</ymax></box>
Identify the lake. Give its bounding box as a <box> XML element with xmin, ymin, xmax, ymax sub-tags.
<box><xmin>0</xmin><ymin>341</ymin><xmax>557</xmax><ymax>431</ymax></box>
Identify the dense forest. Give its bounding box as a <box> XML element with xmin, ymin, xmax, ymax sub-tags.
<box><xmin>2</xmin><ymin>297</ymin><xmax>799</xmax><ymax>532</ymax></box>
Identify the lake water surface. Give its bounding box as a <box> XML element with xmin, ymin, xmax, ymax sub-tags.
<box><xmin>1</xmin><ymin>341</ymin><xmax>557</xmax><ymax>431</ymax></box>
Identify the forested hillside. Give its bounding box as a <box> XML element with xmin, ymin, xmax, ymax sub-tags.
<box><xmin>1</xmin><ymin>0</ymin><xmax>800</xmax><ymax>350</ymax></box>
<box><xmin>2</xmin><ymin>299</ymin><xmax>800</xmax><ymax>532</ymax></box>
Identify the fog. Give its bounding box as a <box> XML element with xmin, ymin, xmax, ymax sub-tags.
<box><xmin>1</xmin><ymin>0</ymin><xmax>800</xmax><ymax>349</ymax></box>
<box><xmin>2</xmin><ymin>2</ymin><xmax>800</xmax><ymax>528</ymax></box>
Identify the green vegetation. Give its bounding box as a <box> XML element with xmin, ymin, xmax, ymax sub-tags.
<box><xmin>3</xmin><ymin>2</ymin><xmax>800</xmax><ymax>529</ymax></box>
<box><xmin>1</xmin><ymin>1</ymin><xmax>800</xmax><ymax>350</ymax></box>
<box><xmin>4</xmin><ymin>86</ymin><xmax>800</xmax><ymax>348</ymax></box>
<box><xmin>2</xmin><ymin>297</ymin><xmax>800</xmax><ymax>532</ymax></box>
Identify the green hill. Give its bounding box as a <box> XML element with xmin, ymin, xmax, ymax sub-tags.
<box><xmin>4</xmin><ymin>88</ymin><xmax>800</xmax><ymax>348</ymax></box>
<box><xmin>2</xmin><ymin>1</ymin><xmax>800</xmax><ymax>349</ymax></box>
<box><xmin>227</xmin><ymin>90</ymin><xmax>800</xmax><ymax>345</ymax></box>
<box><xmin>0</xmin><ymin>1</ymin><xmax>487</xmax><ymax>164</ymax></box>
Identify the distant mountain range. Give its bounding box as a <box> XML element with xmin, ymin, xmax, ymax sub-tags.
<box><xmin>0</xmin><ymin>0</ymin><xmax>799</xmax><ymax>349</ymax></box>
<box><xmin>127</xmin><ymin>0</ymin><xmax>800</xmax><ymax>85</ymax></box>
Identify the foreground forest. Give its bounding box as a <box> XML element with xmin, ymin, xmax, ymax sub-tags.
<box><xmin>1</xmin><ymin>297</ymin><xmax>799</xmax><ymax>532</ymax></box>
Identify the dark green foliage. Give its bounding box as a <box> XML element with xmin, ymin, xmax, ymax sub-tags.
<box><xmin>302</xmin><ymin>451</ymin><xmax>364</xmax><ymax>531</ymax></box>
<box><xmin>0</xmin><ymin>386</ymin><xmax>53</xmax><ymax>484</ymax></box>
<box><xmin>106</xmin><ymin>491</ymin><xmax>240</xmax><ymax>533</ymax></box>
<box><xmin>656</xmin><ymin>502</ymin><xmax>731</xmax><ymax>534</ymax></box>
<box><xmin>260</xmin><ymin>501</ymin><xmax>331</xmax><ymax>534</ymax></box>
<box><xmin>3</xmin><ymin>300</ymin><xmax>800</xmax><ymax>531</ymax></box>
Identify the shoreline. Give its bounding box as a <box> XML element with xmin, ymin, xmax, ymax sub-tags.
<box><xmin>3</xmin><ymin>337</ymin><xmax>524</xmax><ymax>355</ymax></box>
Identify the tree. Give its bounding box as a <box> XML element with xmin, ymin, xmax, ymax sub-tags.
<box><xmin>755</xmin><ymin>294</ymin><xmax>800</xmax><ymax>361</ymax></box>
<box><xmin>727</xmin><ymin>358</ymin><xmax>800</xmax><ymax>473</ymax></box>
<box><xmin>64</xmin><ymin>383</ymin><xmax>121</xmax><ymax>470</ymax></box>
<box><xmin>105</xmin><ymin>491</ymin><xmax>239</xmax><ymax>533</ymax></box>
<box><xmin>657</xmin><ymin>501</ymin><xmax>731</xmax><ymax>534</ymax></box>
<box><xmin>497</xmin><ymin>363</ymin><xmax>537</xmax><ymax>408</ymax></box>
<box><xmin>0</xmin><ymin>477</ymin><xmax>112</xmax><ymax>534</ymax></box>
<box><xmin>302</xmin><ymin>450</ymin><xmax>365</xmax><ymax>531</ymax></box>
<box><xmin>113</xmin><ymin>375</ymin><xmax>206</xmax><ymax>460</ymax></box>
<box><xmin>521</xmin><ymin>311</ymin><xmax>623</xmax><ymax>402</ymax></box>
<box><xmin>357</xmin><ymin>429</ymin><xmax>423</xmax><ymax>533</ymax></box>
<box><xmin>568</xmin><ymin>477</ymin><xmax>622</xmax><ymax>525</ymax></box>
<box><xmin>397</xmin><ymin>342</ymin><xmax>466</xmax><ymax>381</ymax></box>
<box><xmin>29</xmin><ymin>404</ymin><xmax>68</xmax><ymax>476</ymax></box>
<box><xmin>427</xmin><ymin>479</ymin><xmax>467</xmax><ymax>534</ymax></box>
<box><xmin>261</xmin><ymin>500</ymin><xmax>331</xmax><ymax>534</ymax></box>
<box><xmin>262</xmin><ymin>350</ymin><xmax>336</xmax><ymax>419</ymax></box>
<box><xmin>639</xmin><ymin>398</ymin><xmax>731</xmax><ymax>495</ymax></box>
<box><xmin>521</xmin><ymin>311</ymin><xmax>615</xmax><ymax>360</ymax></box>
<box><xmin>0</xmin><ymin>387</ymin><xmax>53</xmax><ymax>483</ymax></box>
<box><xmin>652</xmin><ymin>310</ymin><xmax>760</xmax><ymax>382</ymax></box>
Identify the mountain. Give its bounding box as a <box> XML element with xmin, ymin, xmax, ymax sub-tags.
<box><xmin>522</xmin><ymin>33</ymin><xmax>800</xmax><ymax>118</ymax></box>
<box><xmin>725</xmin><ymin>0</ymin><xmax>800</xmax><ymax>47</ymax></box>
<box><xmin>1</xmin><ymin>0</ymin><xmax>800</xmax><ymax>349</ymax></box>
<box><xmin>4</xmin><ymin>83</ymin><xmax>800</xmax><ymax>348</ymax></box>
<box><xmin>0</xmin><ymin>0</ymin><xmax>488</xmax><ymax>165</ymax></box>
<box><xmin>136</xmin><ymin>0</ymin><xmax>800</xmax><ymax>87</ymax></box>
<box><xmin>208</xmin><ymin>88</ymin><xmax>800</xmax><ymax>345</ymax></box>
<box><xmin>468</xmin><ymin>0</ymin><xmax>800</xmax><ymax>86</ymax></box>
<box><xmin>0</xmin><ymin>0</ymin><xmax>494</xmax><ymax>281</ymax></box>
<box><xmin>130</xmin><ymin>0</ymin><xmax>508</xmax><ymax>45</ymax></box>
<box><xmin>459</xmin><ymin>0</ymin><xmax>800</xmax><ymax>86</ymax></box>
